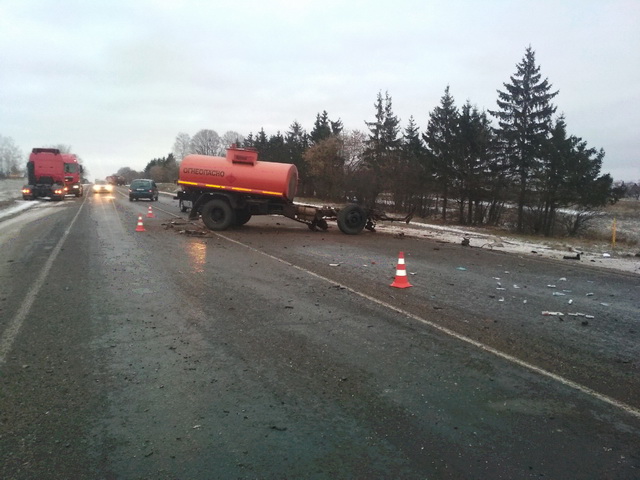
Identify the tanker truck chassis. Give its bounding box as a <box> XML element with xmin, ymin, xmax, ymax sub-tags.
<box><xmin>176</xmin><ymin>189</ymin><xmax>410</xmax><ymax>234</ymax></box>
<box><xmin>176</xmin><ymin>147</ymin><xmax>411</xmax><ymax>235</ymax></box>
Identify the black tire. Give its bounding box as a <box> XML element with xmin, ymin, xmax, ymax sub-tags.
<box><xmin>337</xmin><ymin>204</ymin><xmax>367</xmax><ymax>235</ymax></box>
<box><xmin>234</xmin><ymin>208</ymin><xmax>252</xmax><ymax>226</ymax></box>
<box><xmin>129</xmin><ymin>196</ymin><xmax>133</xmax><ymax>202</ymax></box>
<box><xmin>201</xmin><ymin>199</ymin><xmax>234</xmax><ymax>231</ymax></box>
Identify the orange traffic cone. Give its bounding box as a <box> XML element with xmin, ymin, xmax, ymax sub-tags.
<box><xmin>146</xmin><ymin>205</ymin><xmax>155</xmax><ymax>218</ymax></box>
<box><xmin>135</xmin><ymin>215</ymin><xmax>146</xmax><ymax>232</ymax></box>
<box><xmin>390</xmin><ymin>251</ymin><xmax>412</xmax><ymax>288</ymax></box>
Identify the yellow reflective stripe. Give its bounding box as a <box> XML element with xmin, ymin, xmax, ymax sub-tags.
<box><xmin>177</xmin><ymin>180</ymin><xmax>282</xmax><ymax>197</ymax></box>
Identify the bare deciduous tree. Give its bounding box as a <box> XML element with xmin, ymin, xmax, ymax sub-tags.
<box><xmin>190</xmin><ymin>129</ymin><xmax>221</xmax><ymax>156</ymax></box>
<box><xmin>304</xmin><ymin>136</ymin><xmax>345</xmax><ymax>201</ymax></box>
<box><xmin>172</xmin><ymin>133</ymin><xmax>192</xmax><ymax>162</ymax></box>
<box><xmin>221</xmin><ymin>131</ymin><xmax>245</xmax><ymax>150</ymax></box>
<box><xmin>0</xmin><ymin>134</ymin><xmax>24</xmax><ymax>176</ymax></box>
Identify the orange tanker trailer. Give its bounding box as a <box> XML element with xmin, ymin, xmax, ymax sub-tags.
<box><xmin>176</xmin><ymin>145</ymin><xmax>410</xmax><ymax>234</ymax></box>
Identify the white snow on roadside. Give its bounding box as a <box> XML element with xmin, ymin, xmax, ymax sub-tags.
<box><xmin>0</xmin><ymin>201</ymin><xmax>38</xmax><ymax>220</ymax></box>
<box><xmin>375</xmin><ymin>221</ymin><xmax>640</xmax><ymax>275</ymax></box>
<box><xmin>0</xmin><ymin>179</ymin><xmax>25</xmax><ymax>202</ymax></box>
<box><xmin>0</xmin><ymin>179</ymin><xmax>73</xmax><ymax>222</ymax></box>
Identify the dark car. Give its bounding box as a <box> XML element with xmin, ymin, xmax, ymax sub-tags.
<box><xmin>129</xmin><ymin>179</ymin><xmax>159</xmax><ymax>201</ymax></box>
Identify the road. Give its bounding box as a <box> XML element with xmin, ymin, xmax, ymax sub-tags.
<box><xmin>1</xmin><ymin>188</ymin><xmax>639</xmax><ymax>479</ymax></box>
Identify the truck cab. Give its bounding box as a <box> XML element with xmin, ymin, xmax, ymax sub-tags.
<box><xmin>23</xmin><ymin>148</ymin><xmax>67</xmax><ymax>201</ymax></box>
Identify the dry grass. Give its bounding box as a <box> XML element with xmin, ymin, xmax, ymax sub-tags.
<box><xmin>396</xmin><ymin>198</ymin><xmax>640</xmax><ymax>256</ymax></box>
<box><xmin>585</xmin><ymin>199</ymin><xmax>640</xmax><ymax>248</ymax></box>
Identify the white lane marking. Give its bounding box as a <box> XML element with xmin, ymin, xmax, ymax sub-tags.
<box><xmin>216</xmin><ymin>232</ymin><xmax>640</xmax><ymax>420</ymax></box>
<box><xmin>0</xmin><ymin>198</ymin><xmax>86</xmax><ymax>365</ymax></box>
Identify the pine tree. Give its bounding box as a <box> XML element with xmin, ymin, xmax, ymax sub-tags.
<box><xmin>401</xmin><ymin>116</ymin><xmax>427</xmax><ymax>212</ymax></box>
<box><xmin>423</xmin><ymin>86</ymin><xmax>459</xmax><ymax>221</ymax></box>
<box><xmin>490</xmin><ymin>46</ymin><xmax>558</xmax><ymax>232</ymax></box>
<box><xmin>310</xmin><ymin>111</ymin><xmax>342</xmax><ymax>145</ymax></box>
<box><xmin>457</xmin><ymin>102</ymin><xmax>494</xmax><ymax>224</ymax></box>
<box><xmin>243</xmin><ymin>132</ymin><xmax>255</xmax><ymax>148</ymax></box>
<box><xmin>363</xmin><ymin>91</ymin><xmax>401</xmax><ymax>206</ymax></box>
<box><xmin>285</xmin><ymin>121</ymin><xmax>309</xmax><ymax>192</ymax></box>
<box><xmin>266</xmin><ymin>131</ymin><xmax>286</xmax><ymax>163</ymax></box>
<box><xmin>253</xmin><ymin>128</ymin><xmax>269</xmax><ymax>159</ymax></box>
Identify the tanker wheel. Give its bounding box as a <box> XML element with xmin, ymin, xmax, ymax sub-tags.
<box><xmin>201</xmin><ymin>199</ymin><xmax>234</xmax><ymax>231</ymax></box>
<box><xmin>234</xmin><ymin>208</ymin><xmax>252</xmax><ymax>226</ymax></box>
<box><xmin>337</xmin><ymin>204</ymin><xmax>367</xmax><ymax>235</ymax></box>
<box><xmin>316</xmin><ymin>218</ymin><xmax>329</xmax><ymax>231</ymax></box>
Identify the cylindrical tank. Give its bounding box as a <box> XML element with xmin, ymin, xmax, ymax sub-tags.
<box><xmin>179</xmin><ymin>148</ymin><xmax>298</xmax><ymax>201</ymax></box>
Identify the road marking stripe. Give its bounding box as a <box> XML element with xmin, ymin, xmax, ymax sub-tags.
<box><xmin>216</xmin><ymin>232</ymin><xmax>640</xmax><ymax>420</ymax></box>
<box><xmin>0</xmin><ymin>197</ymin><xmax>86</xmax><ymax>365</ymax></box>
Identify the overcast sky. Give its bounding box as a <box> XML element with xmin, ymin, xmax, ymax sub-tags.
<box><xmin>1</xmin><ymin>0</ymin><xmax>638</xmax><ymax>182</ymax></box>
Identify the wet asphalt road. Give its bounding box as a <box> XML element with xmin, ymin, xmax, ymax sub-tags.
<box><xmin>0</xmin><ymin>189</ymin><xmax>639</xmax><ymax>479</ymax></box>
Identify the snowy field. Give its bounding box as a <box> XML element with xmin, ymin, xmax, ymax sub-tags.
<box><xmin>0</xmin><ymin>179</ymin><xmax>36</xmax><ymax>219</ymax></box>
<box><xmin>1</xmin><ymin>179</ymin><xmax>638</xmax><ymax>274</ymax></box>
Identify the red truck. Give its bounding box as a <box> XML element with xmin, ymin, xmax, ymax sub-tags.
<box><xmin>106</xmin><ymin>175</ymin><xmax>126</xmax><ymax>186</ymax></box>
<box><xmin>175</xmin><ymin>145</ymin><xmax>410</xmax><ymax>234</ymax></box>
<box><xmin>22</xmin><ymin>148</ymin><xmax>83</xmax><ymax>200</ymax></box>
<box><xmin>62</xmin><ymin>153</ymin><xmax>84</xmax><ymax>197</ymax></box>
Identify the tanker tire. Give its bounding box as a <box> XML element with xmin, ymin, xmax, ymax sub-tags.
<box><xmin>337</xmin><ymin>204</ymin><xmax>367</xmax><ymax>235</ymax></box>
<box><xmin>234</xmin><ymin>209</ymin><xmax>252</xmax><ymax>226</ymax></box>
<box><xmin>201</xmin><ymin>199</ymin><xmax>235</xmax><ymax>231</ymax></box>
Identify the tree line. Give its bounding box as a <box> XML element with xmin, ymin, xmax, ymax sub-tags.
<box><xmin>155</xmin><ymin>47</ymin><xmax>624</xmax><ymax>236</ymax></box>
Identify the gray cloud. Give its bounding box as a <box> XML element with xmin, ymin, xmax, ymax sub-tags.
<box><xmin>1</xmin><ymin>0</ymin><xmax>638</xmax><ymax>182</ymax></box>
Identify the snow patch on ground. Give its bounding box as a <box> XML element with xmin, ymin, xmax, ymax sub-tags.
<box><xmin>0</xmin><ymin>201</ymin><xmax>38</xmax><ymax>220</ymax></box>
<box><xmin>375</xmin><ymin>220</ymin><xmax>640</xmax><ymax>275</ymax></box>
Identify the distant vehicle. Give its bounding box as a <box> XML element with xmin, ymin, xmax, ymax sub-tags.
<box><xmin>106</xmin><ymin>175</ymin><xmax>126</xmax><ymax>186</ymax></box>
<box><xmin>92</xmin><ymin>180</ymin><xmax>113</xmax><ymax>194</ymax></box>
<box><xmin>129</xmin><ymin>179</ymin><xmax>158</xmax><ymax>201</ymax></box>
<box><xmin>22</xmin><ymin>148</ymin><xmax>68</xmax><ymax>201</ymax></box>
